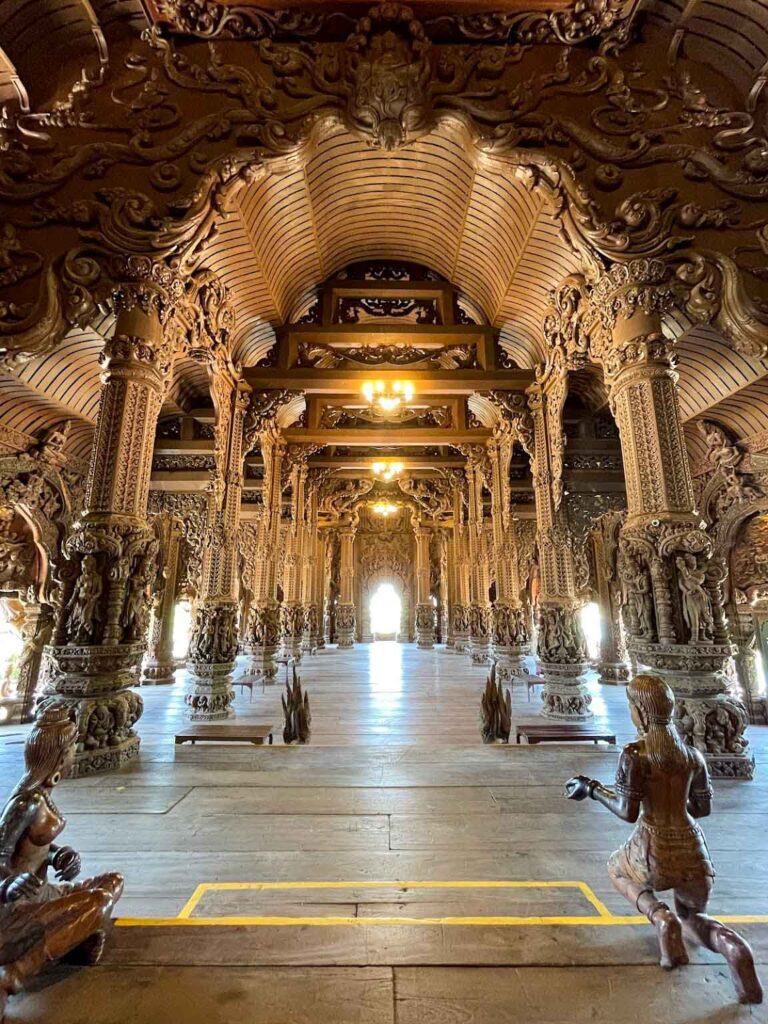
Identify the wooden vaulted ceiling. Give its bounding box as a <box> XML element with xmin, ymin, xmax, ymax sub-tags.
<box><xmin>209</xmin><ymin>122</ymin><xmax>581</xmax><ymax>369</ymax></box>
<box><xmin>2</xmin><ymin>0</ymin><xmax>768</xmax><ymax>469</ymax></box>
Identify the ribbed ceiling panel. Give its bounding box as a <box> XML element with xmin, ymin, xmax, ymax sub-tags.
<box><xmin>675</xmin><ymin>325</ymin><xmax>768</xmax><ymax>422</ymax></box>
<box><xmin>305</xmin><ymin>127</ymin><xmax>470</xmax><ymax>285</ymax></box>
<box><xmin>0</xmin><ymin>377</ymin><xmax>94</xmax><ymax>458</ymax></box>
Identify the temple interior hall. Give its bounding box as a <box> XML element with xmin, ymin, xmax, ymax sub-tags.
<box><xmin>2</xmin><ymin>0</ymin><xmax>768</xmax><ymax>1021</ymax></box>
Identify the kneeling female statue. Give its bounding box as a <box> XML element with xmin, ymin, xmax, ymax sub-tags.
<box><xmin>566</xmin><ymin>673</ymin><xmax>762</xmax><ymax>1005</ymax></box>
<box><xmin>0</xmin><ymin>707</ymin><xmax>123</xmax><ymax>1020</ymax></box>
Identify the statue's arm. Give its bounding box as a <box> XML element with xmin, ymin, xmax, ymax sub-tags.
<box><xmin>0</xmin><ymin>794</ymin><xmax>43</xmax><ymax>902</ymax></box>
<box><xmin>688</xmin><ymin>754</ymin><xmax>713</xmax><ymax>819</ymax></box>
<box><xmin>0</xmin><ymin>794</ymin><xmax>38</xmax><ymax>874</ymax></box>
<box><xmin>589</xmin><ymin>779</ymin><xmax>641</xmax><ymax>823</ymax></box>
<box><xmin>566</xmin><ymin>746</ymin><xmax>643</xmax><ymax>823</ymax></box>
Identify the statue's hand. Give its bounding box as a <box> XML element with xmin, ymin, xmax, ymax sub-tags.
<box><xmin>3</xmin><ymin>872</ymin><xmax>43</xmax><ymax>902</ymax></box>
<box><xmin>51</xmin><ymin>846</ymin><xmax>81</xmax><ymax>881</ymax></box>
<box><xmin>564</xmin><ymin>776</ymin><xmax>593</xmax><ymax>801</ymax></box>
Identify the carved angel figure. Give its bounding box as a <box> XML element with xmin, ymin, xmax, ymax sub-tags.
<box><xmin>699</xmin><ymin>420</ymin><xmax>742</xmax><ymax>470</ymax></box>
<box><xmin>0</xmin><ymin>708</ymin><xmax>123</xmax><ymax>1019</ymax></box>
<box><xmin>676</xmin><ymin>554</ymin><xmax>713</xmax><ymax>645</ymax></box>
<box><xmin>566</xmin><ymin>675</ymin><xmax>762</xmax><ymax>1005</ymax></box>
<box><xmin>66</xmin><ymin>555</ymin><xmax>103</xmax><ymax>644</ymax></box>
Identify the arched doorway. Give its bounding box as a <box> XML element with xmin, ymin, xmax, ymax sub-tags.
<box><xmin>370</xmin><ymin>583</ymin><xmax>402</xmax><ymax>641</ymax></box>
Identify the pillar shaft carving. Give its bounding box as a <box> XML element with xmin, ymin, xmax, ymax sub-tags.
<box><xmin>590</xmin><ymin>512</ymin><xmax>630</xmax><ymax>685</ymax></box>
<box><xmin>486</xmin><ymin>432</ymin><xmax>531</xmax><ymax>680</ymax></box>
<box><xmin>463</xmin><ymin>452</ymin><xmax>491</xmax><ymax>665</ymax></box>
<box><xmin>185</xmin><ymin>379</ymin><xmax>249</xmax><ymax>720</ymax></box>
<box><xmin>141</xmin><ymin>516</ymin><xmax>182</xmax><ymax>685</ymax></box>
<box><xmin>336</xmin><ymin>518</ymin><xmax>357</xmax><ymax>648</ymax></box>
<box><xmin>243</xmin><ymin>426</ymin><xmax>285</xmax><ymax>681</ymax></box>
<box><xmin>527</xmin><ymin>375</ymin><xmax>591</xmax><ymax>720</ymax></box>
<box><xmin>301</xmin><ymin>483</ymin><xmax>323</xmax><ymax>653</ymax></box>
<box><xmin>42</xmin><ymin>278</ymin><xmax>174</xmax><ymax>775</ymax></box>
<box><xmin>414</xmin><ymin>520</ymin><xmax>434</xmax><ymax>649</ymax></box>
<box><xmin>279</xmin><ymin>457</ymin><xmax>309</xmax><ymax>663</ymax></box>
<box><xmin>593</xmin><ymin>272</ymin><xmax>753</xmax><ymax>777</ymax></box>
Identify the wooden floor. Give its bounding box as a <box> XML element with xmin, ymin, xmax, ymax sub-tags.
<box><xmin>1</xmin><ymin>643</ymin><xmax>767</xmax><ymax>1022</ymax></box>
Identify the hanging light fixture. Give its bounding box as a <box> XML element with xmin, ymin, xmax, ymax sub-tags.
<box><xmin>371</xmin><ymin>460</ymin><xmax>404</xmax><ymax>482</ymax></box>
<box><xmin>372</xmin><ymin>501</ymin><xmax>399</xmax><ymax>516</ymax></box>
<box><xmin>362</xmin><ymin>380</ymin><xmax>414</xmax><ymax>415</ymax></box>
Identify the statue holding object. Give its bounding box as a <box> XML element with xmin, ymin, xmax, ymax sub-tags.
<box><xmin>565</xmin><ymin>674</ymin><xmax>762</xmax><ymax>1005</ymax></box>
<box><xmin>0</xmin><ymin>708</ymin><xmax>124</xmax><ymax>1021</ymax></box>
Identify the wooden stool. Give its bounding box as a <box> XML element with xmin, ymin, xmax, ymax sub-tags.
<box><xmin>175</xmin><ymin>724</ymin><xmax>274</xmax><ymax>746</ymax></box>
<box><xmin>515</xmin><ymin>724</ymin><xmax>616</xmax><ymax>746</ymax></box>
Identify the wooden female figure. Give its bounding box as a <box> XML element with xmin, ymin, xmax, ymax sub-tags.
<box><xmin>0</xmin><ymin>707</ymin><xmax>123</xmax><ymax>1020</ymax></box>
<box><xmin>565</xmin><ymin>673</ymin><xmax>762</xmax><ymax>1004</ymax></box>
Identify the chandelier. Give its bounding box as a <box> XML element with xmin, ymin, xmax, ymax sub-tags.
<box><xmin>371</xmin><ymin>501</ymin><xmax>399</xmax><ymax>516</ymax></box>
<box><xmin>362</xmin><ymin>380</ymin><xmax>414</xmax><ymax>414</ymax></box>
<box><xmin>371</xmin><ymin>460</ymin><xmax>404</xmax><ymax>482</ymax></box>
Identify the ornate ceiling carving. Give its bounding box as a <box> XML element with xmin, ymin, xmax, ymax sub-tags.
<box><xmin>1</xmin><ymin>0</ymin><xmax>768</xmax><ymax>473</ymax></box>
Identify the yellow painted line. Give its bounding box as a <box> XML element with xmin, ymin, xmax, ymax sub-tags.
<box><xmin>175</xmin><ymin>879</ymin><xmax>600</xmax><ymax>921</ymax></box>
<box><xmin>114</xmin><ymin>880</ymin><xmax>768</xmax><ymax>929</ymax></box>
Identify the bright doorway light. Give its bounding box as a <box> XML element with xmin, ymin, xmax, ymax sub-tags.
<box><xmin>580</xmin><ymin>601</ymin><xmax>601</xmax><ymax>661</ymax></box>
<box><xmin>370</xmin><ymin>584</ymin><xmax>401</xmax><ymax>636</ymax></box>
<box><xmin>0</xmin><ymin>600</ymin><xmax>24</xmax><ymax>704</ymax></box>
<box><xmin>173</xmin><ymin>600</ymin><xmax>192</xmax><ymax>659</ymax></box>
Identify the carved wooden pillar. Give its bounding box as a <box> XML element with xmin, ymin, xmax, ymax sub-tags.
<box><xmin>414</xmin><ymin>517</ymin><xmax>434</xmax><ymax>649</ymax></box>
<box><xmin>528</xmin><ymin>376</ymin><xmax>591</xmax><ymax>721</ymax></box>
<box><xmin>590</xmin><ymin>512</ymin><xmax>630</xmax><ymax>685</ymax></box>
<box><xmin>185</xmin><ymin>378</ymin><xmax>248</xmax><ymax>720</ymax></box>
<box><xmin>465</xmin><ymin>452</ymin><xmax>491</xmax><ymax>664</ymax></box>
<box><xmin>243</xmin><ymin>428</ymin><xmax>285</xmax><ymax>682</ymax></box>
<box><xmin>436</xmin><ymin>527</ymin><xmax>448</xmax><ymax>644</ymax></box>
<box><xmin>449</xmin><ymin>477</ymin><xmax>470</xmax><ymax>653</ymax></box>
<box><xmin>337</xmin><ymin>517</ymin><xmax>357</xmax><ymax>648</ymax></box>
<box><xmin>16</xmin><ymin>602</ymin><xmax>55</xmax><ymax>723</ymax></box>
<box><xmin>599</xmin><ymin>267</ymin><xmax>752</xmax><ymax>777</ymax></box>
<box><xmin>301</xmin><ymin>480</ymin><xmax>323</xmax><ymax>653</ymax></box>
<box><xmin>730</xmin><ymin>609</ymin><xmax>768</xmax><ymax>725</ymax></box>
<box><xmin>487</xmin><ymin>432</ymin><xmax>531</xmax><ymax>681</ymax></box>
<box><xmin>42</xmin><ymin>264</ymin><xmax>176</xmax><ymax>774</ymax></box>
<box><xmin>141</xmin><ymin>515</ymin><xmax>183</xmax><ymax>685</ymax></box>
<box><xmin>280</xmin><ymin>458</ymin><xmax>307</xmax><ymax>664</ymax></box>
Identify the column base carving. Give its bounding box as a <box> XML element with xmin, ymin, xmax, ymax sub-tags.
<box><xmin>468</xmin><ymin>603</ymin><xmax>491</xmax><ymax>664</ymax></box>
<box><xmin>492</xmin><ymin>646</ymin><xmax>531</xmax><ymax>682</ymax></box>
<box><xmin>301</xmin><ymin>604</ymin><xmax>321</xmax><ymax>654</ymax></box>
<box><xmin>0</xmin><ymin>697</ymin><xmax>23</xmax><ymax>725</ymax></box>
<box><xmin>40</xmin><ymin>643</ymin><xmax>145</xmax><ymax>778</ymax></box>
<box><xmin>632</xmin><ymin>641</ymin><xmax>754</xmax><ymax>780</ymax></box>
<box><xmin>492</xmin><ymin>605</ymin><xmax>531</xmax><ymax>681</ymax></box>
<box><xmin>415</xmin><ymin>603</ymin><xmax>435</xmax><ymax>649</ymax></box>
<box><xmin>184</xmin><ymin>665</ymin><xmax>235</xmax><ymax>721</ymax></box>
<box><xmin>452</xmin><ymin>632</ymin><xmax>469</xmax><ymax>653</ymax></box>
<box><xmin>140</xmin><ymin>657</ymin><xmax>175</xmax><ymax>685</ymax></box>
<box><xmin>748</xmin><ymin>696</ymin><xmax>768</xmax><ymax>726</ymax></box>
<box><xmin>243</xmin><ymin>600</ymin><xmax>280</xmax><ymax>683</ymax></box>
<box><xmin>185</xmin><ymin>601</ymin><xmax>238</xmax><ymax>721</ymax></box>
<box><xmin>336</xmin><ymin>604</ymin><xmax>356</xmax><ymax>649</ymax></box>
<box><xmin>598</xmin><ymin>661</ymin><xmax>631</xmax><ymax>686</ymax></box>
<box><xmin>279</xmin><ymin>603</ymin><xmax>304</xmax><ymax>664</ymax></box>
<box><xmin>538</xmin><ymin>662</ymin><xmax>593</xmax><ymax>721</ymax></box>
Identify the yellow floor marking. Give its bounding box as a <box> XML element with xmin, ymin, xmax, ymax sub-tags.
<box><xmin>115</xmin><ymin>880</ymin><xmax>768</xmax><ymax>928</ymax></box>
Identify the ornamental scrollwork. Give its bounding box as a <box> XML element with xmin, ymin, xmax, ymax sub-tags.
<box><xmin>0</xmin><ymin>4</ymin><xmax>767</xmax><ymax>363</ymax></box>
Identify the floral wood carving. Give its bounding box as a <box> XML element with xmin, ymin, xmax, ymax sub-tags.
<box><xmin>1</xmin><ymin>4</ymin><xmax>768</xmax><ymax>363</ymax></box>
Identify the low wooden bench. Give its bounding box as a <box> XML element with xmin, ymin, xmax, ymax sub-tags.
<box><xmin>174</xmin><ymin>724</ymin><xmax>274</xmax><ymax>746</ymax></box>
<box><xmin>232</xmin><ymin>674</ymin><xmax>262</xmax><ymax>701</ymax></box>
<box><xmin>515</xmin><ymin>724</ymin><xmax>616</xmax><ymax>746</ymax></box>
